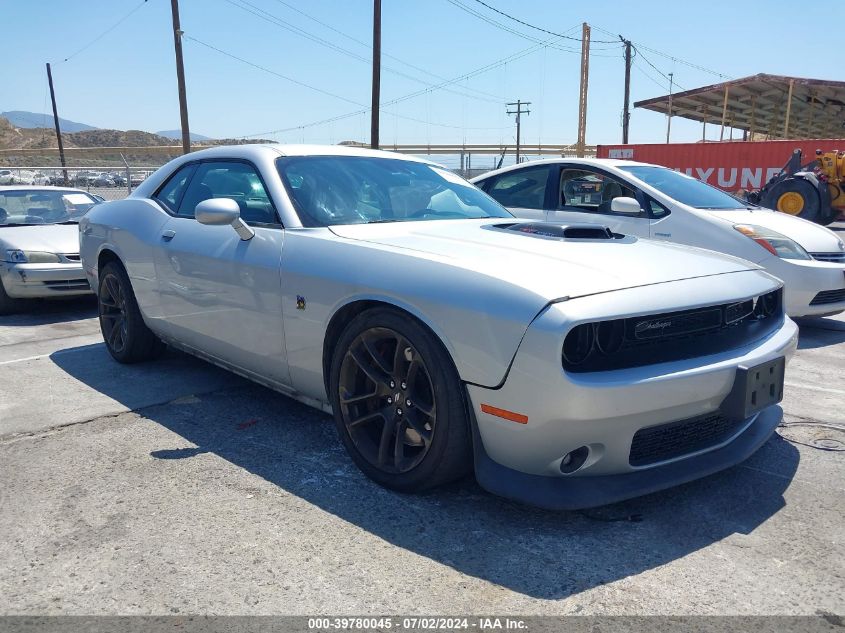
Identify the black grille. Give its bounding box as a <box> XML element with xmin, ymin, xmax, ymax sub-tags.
<box><xmin>563</xmin><ymin>288</ymin><xmax>784</xmax><ymax>373</ymax></box>
<box><xmin>810</xmin><ymin>252</ymin><xmax>845</xmax><ymax>263</ymax></box>
<box><xmin>810</xmin><ymin>288</ymin><xmax>845</xmax><ymax>306</ymax></box>
<box><xmin>62</xmin><ymin>253</ymin><xmax>81</xmax><ymax>262</ymax></box>
<box><xmin>43</xmin><ymin>279</ymin><xmax>89</xmax><ymax>291</ymax></box>
<box><xmin>629</xmin><ymin>413</ymin><xmax>746</xmax><ymax>467</ymax></box>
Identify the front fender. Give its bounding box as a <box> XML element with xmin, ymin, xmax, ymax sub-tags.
<box><xmin>280</xmin><ymin>229</ymin><xmax>550</xmax><ymax>402</ymax></box>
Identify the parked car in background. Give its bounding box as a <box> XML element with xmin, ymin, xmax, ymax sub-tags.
<box><xmin>74</xmin><ymin>171</ymin><xmax>97</xmax><ymax>187</ymax></box>
<box><xmin>110</xmin><ymin>173</ymin><xmax>127</xmax><ymax>187</ymax></box>
<box><xmin>473</xmin><ymin>158</ymin><xmax>845</xmax><ymax>317</ymax></box>
<box><xmin>0</xmin><ymin>170</ymin><xmax>17</xmax><ymax>185</ymax></box>
<box><xmin>93</xmin><ymin>173</ymin><xmax>115</xmax><ymax>187</ymax></box>
<box><xmin>79</xmin><ymin>144</ymin><xmax>797</xmax><ymax>509</ymax></box>
<box><xmin>0</xmin><ymin>186</ymin><xmax>100</xmax><ymax>312</ymax></box>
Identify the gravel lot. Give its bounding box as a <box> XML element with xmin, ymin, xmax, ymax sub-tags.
<box><xmin>1</xmin><ymin>245</ymin><xmax>844</xmax><ymax>615</ymax></box>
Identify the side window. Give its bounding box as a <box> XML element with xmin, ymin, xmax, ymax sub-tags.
<box><xmin>559</xmin><ymin>169</ymin><xmax>637</xmax><ymax>214</ymax></box>
<box><xmin>485</xmin><ymin>165</ymin><xmax>553</xmax><ymax>210</ymax></box>
<box><xmin>153</xmin><ymin>163</ymin><xmax>197</xmax><ymax>214</ymax></box>
<box><xmin>176</xmin><ymin>161</ymin><xmax>279</xmax><ymax>224</ymax></box>
<box><xmin>647</xmin><ymin>198</ymin><xmax>671</xmax><ymax>218</ymax></box>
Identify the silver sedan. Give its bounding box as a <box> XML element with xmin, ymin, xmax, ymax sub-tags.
<box><xmin>78</xmin><ymin>144</ymin><xmax>797</xmax><ymax>509</ymax></box>
<box><xmin>0</xmin><ymin>186</ymin><xmax>98</xmax><ymax>313</ymax></box>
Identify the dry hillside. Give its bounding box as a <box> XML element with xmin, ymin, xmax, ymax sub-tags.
<box><xmin>0</xmin><ymin>117</ymin><xmax>272</xmax><ymax>167</ymax></box>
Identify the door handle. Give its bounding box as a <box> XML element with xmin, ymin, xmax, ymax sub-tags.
<box><xmin>161</xmin><ymin>229</ymin><xmax>176</xmax><ymax>241</ymax></box>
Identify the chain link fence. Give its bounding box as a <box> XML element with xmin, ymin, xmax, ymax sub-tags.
<box><xmin>0</xmin><ymin>165</ymin><xmax>162</xmax><ymax>201</ymax></box>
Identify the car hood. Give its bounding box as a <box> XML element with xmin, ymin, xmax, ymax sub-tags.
<box><xmin>329</xmin><ymin>219</ymin><xmax>760</xmax><ymax>301</ymax></box>
<box><xmin>0</xmin><ymin>223</ymin><xmax>81</xmax><ymax>255</ymax></box>
<box><xmin>708</xmin><ymin>208</ymin><xmax>845</xmax><ymax>253</ymax></box>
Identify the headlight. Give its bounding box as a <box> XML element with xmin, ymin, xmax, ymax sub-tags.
<box><xmin>4</xmin><ymin>250</ymin><xmax>62</xmax><ymax>264</ymax></box>
<box><xmin>733</xmin><ymin>224</ymin><xmax>811</xmax><ymax>260</ymax></box>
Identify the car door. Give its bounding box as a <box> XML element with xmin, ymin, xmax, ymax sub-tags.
<box><xmin>545</xmin><ymin>166</ymin><xmax>656</xmax><ymax>237</ymax></box>
<box><xmin>152</xmin><ymin>159</ymin><xmax>291</xmax><ymax>386</ymax></box>
<box><xmin>478</xmin><ymin>164</ymin><xmax>556</xmax><ymax>220</ymax></box>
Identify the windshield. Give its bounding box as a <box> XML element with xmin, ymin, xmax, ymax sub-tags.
<box><xmin>277</xmin><ymin>156</ymin><xmax>512</xmax><ymax>226</ymax></box>
<box><xmin>620</xmin><ymin>165</ymin><xmax>747</xmax><ymax>210</ymax></box>
<box><xmin>0</xmin><ymin>189</ymin><xmax>99</xmax><ymax>226</ymax></box>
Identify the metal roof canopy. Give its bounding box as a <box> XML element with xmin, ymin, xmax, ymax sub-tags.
<box><xmin>634</xmin><ymin>73</ymin><xmax>845</xmax><ymax>140</ymax></box>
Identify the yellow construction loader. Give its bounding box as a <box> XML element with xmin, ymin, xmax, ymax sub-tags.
<box><xmin>748</xmin><ymin>149</ymin><xmax>845</xmax><ymax>225</ymax></box>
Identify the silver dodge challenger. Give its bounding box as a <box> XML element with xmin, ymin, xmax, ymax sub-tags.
<box><xmin>79</xmin><ymin>144</ymin><xmax>799</xmax><ymax>509</ymax></box>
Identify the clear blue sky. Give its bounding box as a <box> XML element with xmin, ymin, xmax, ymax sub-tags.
<box><xmin>2</xmin><ymin>0</ymin><xmax>837</xmax><ymax>147</ymax></box>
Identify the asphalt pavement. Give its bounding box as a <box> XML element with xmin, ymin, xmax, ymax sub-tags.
<box><xmin>0</xmin><ymin>290</ymin><xmax>843</xmax><ymax>615</ymax></box>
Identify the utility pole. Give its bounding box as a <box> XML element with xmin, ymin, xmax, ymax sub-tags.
<box><xmin>621</xmin><ymin>37</ymin><xmax>631</xmax><ymax>144</ymax></box>
<box><xmin>576</xmin><ymin>22</ymin><xmax>590</xmax><ymax>157</ymax></box>
<box><xmin>506</xmin><ymin>100</ymin><xmax>531</xmax><ymax>163</ymax></box>
<box><xmin>370</xmin><ymin>0</ymin><xmax>382</xmax><ymax>149</ymax></box>
<box><xmin>665</xmin><ymin>72</ymin><xmax>674</xmax><ymax>144</ymax></box>
<box><xmin>170</xmin><ymin>0</ymin><xmax>191</xmax><ymax>154</ymax></box>
<box><xmin>45</xmin><ymin>63</ymin><xmax>68</xmax><ymax>186</ymax></box>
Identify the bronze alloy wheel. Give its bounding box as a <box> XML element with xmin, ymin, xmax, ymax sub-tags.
<box><xmin>99</xmin><ymin>271</ymin><xmax>129</xmax><ymax>355</ymax></box>
<box><xmin>337</xmin><ymin>326</ymin><xmax>437</xmax><ymax>474</ymax></box>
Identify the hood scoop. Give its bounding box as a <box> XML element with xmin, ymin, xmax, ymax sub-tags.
<box><xmin>494</xmin><ymin>222</ymin><xmax>622</xmax><ymax>241</ymax></box>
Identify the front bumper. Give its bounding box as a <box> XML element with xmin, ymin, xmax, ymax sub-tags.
<box><xmin>471</xmin><ymin>404</ymin><xmax>783</xmax><ymax>510</ymax></box>
<box><xmin>0</xmin><ymin>262</ymin><xmax>93</xmax><ymax>298</ymax></box>
<box><xmin>766</xmin><ymin>257</ymin><xmax>845</xmax><ymax>317</ymax></box>
<box><xmin>466</xmin><ymin>274</ymin><xmax>799</xmax><ymax>509</ymax></box>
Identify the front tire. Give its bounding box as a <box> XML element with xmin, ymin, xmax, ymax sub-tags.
<box><xmin>0</xmin><ymin>278</ymin><xmax>26</xmax><ymax>316</ymax></box>
<box><xmin>98</xmin><ymin>261</ymin><xmax>164</xmax><ymax>363</ymax></box>
<box><xmin>329</xmin><ymin>307</ymin><xmax>471</xmax><ymax>492</ymax></box>
<box><xmin>766</xmin><ymin>178</ymin><xmax>821</xmax><ymax>223</ymax></box>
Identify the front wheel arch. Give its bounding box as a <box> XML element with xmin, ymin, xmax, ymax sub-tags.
<box><xmin>321</xmin><ymin>299</ymin><xmax>460</xmax><ymax>398</ymax></box>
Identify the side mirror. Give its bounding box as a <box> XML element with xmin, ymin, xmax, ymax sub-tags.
<box><xmin>609</xmin><ymin>196</ymin><xmax>643</xmax><ymax>215</ymax></box>
<box><xmin>195</xmin><ymin>198</ymin><xmax>254</xmax><ymax>240</ymax></box>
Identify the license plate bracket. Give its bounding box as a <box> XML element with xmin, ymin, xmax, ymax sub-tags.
<box><xmin>721</xmin><ymin>357</ymin><xmax>785</xmax><ymax>420</ymax></box>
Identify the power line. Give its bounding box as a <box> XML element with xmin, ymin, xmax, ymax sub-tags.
<box><xmin>185</xmin><ymin>35</ymin><xmax>365</xmax><ymax>107</ymax></box>
<box><xmin>223</xmin><ymin>0</ymin><xmax>503</xmax><ymax>105</ymax></box>
<box><xmin>183</xmin><ymin>36</ymin><xmax>510</xmax><ymax>136</ymax></box>
<box><xmin>467</xmin><ymin>0</ymin><xmax>619</xmax><ymax>44</ymax></box>
<box><xmin>590</xmin><ymin>23</ymin><xmax>731</xmax><ymax>81</ymax></box>
<box><xmin>267</xmin><ymin>0</ymin><xmax>503</xmax><ymax>102</ymax></box>
<box><xmin>632</xmin><ymin>58</ymin><xmax>671</xmax><ymax>92</ymax></box>
<box><xmin>58</xmin><ymin>0</ymin><xmax>149</xmax><ymax>63</ymax></box>
<box><xmin>445</xmin><ymin>0</ymin><xmax>621</xmax><ymax>53</ymax></box>
<box><xmin>235</xmin><ymin>36</ymin><xmax>562</xmax><ymax>138</ymax></box>
<box><xmin>631</xmin><ymin>45</ymin><xmax>687</xmax><ymax>92</ymax></box>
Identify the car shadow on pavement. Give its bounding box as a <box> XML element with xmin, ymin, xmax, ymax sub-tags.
<box><xmin>0</xmin><ymin>296</ymin><xmax>97</xmax><ymax>327</ymax></box>
<box><xmin>50</xmin><ymin>345</ymin><xmax>800</xmax><ymax>600</ymax></box>
<box><xmin>795</xmin><ymin>316</ymin><xmax>845</xmax><ymax>350</ymax></box>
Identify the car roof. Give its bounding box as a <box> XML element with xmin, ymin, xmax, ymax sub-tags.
<box><xmin>178</xmin><ymin>143</ymin><xmax>439</xmax><ymax>165</ymax></box>
<box><xmin>471</xmin><ymin>157</ymin><xmax>660</xmax><ymax>180</ymax></box>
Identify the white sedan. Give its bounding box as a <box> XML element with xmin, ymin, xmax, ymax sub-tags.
<box><xmin>472</xmin><ymin>159</ymin><xmax>845</xmax><ymax>317</ymax></box>
<box><xmin>0</xmin><ymin>186</ymin><xmax>99</xmax><ymax>313</ymax></box>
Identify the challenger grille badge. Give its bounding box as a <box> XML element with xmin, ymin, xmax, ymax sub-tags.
<box><xmin>634</xmin><ymin>319</ymin><xmax>672</xmax><ymax>336</ymax></box>
<box><xmin>296</xmin><ymin>295</ymin><xmax>306</xmax><ymax>310</ymax></box>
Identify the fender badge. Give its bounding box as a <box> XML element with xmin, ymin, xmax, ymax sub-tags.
<box><xmin>296</xmin><ymin>295</ymin><xmax>306</xmax><ymax>310</ymax></box>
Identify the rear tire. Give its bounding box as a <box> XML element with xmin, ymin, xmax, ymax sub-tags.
<box><xmin>98</xmin><ymin>261</ymin><xmax>165</xmax><ymax>363</ymax></box>
<box><xmin>329</xmin><ymin>307</ymin><xmax>471</xmax><ymax>493</ymax></box>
